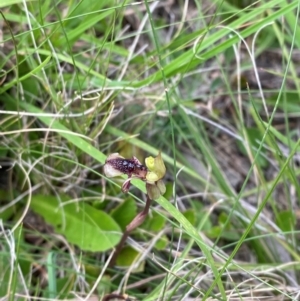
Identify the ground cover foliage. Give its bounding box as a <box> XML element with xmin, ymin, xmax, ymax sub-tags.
<box><xmin>0</xmin><ymin>0</ymin><xmax>300</xmax><ymax>300</ymax></box>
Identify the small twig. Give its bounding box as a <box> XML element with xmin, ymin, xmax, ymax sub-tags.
<box><xmin>109</xmin><ymin>195</ymin><xmax>152</xmax><ymax>268</ymax></box>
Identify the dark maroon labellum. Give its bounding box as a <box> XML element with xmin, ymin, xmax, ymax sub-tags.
<box><xmin>106</xmin><ymin>157</ymin><xmax>147</xmax><ymax>179</ymax></box>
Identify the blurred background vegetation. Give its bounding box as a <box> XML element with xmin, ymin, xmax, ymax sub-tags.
<box><xmin>0</xmin><ymin>0</ymin><xmax>300</xmax><ymax>300</ymax></box>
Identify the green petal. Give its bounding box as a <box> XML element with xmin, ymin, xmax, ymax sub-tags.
<box><xmin>146</xmin><ymin>183</ymin><xmax>161</xmax><ymax>200</ymax></box>
<box><xmin>145</xmin><ymin>152</ymin><xmax>166</xmax><ymax>181</ymax></box>
<box><xmin>146</xmin><ymin>171</ymin><xmax>159</xmax><ymax>182</ymax></box>
<box><xmin>157</xmin><ymin>180</ymin><xmax>166</xmax><ymax>195</ymax></box>
<box><xmin>145</xmin><ymin>156</ymin><xmax>155</xmax><ymax>171</ymax></box>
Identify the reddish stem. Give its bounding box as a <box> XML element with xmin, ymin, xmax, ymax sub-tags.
<box><xmin>109</xmin><ymin>195</ymin><xmax>152</xmax><ymax>268</ymax></box>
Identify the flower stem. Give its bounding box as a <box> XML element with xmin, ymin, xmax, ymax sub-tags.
<box><xmin>109</xmin><ymin>195</ymin><xmax>153</xmax><ymax>267</ymax></box>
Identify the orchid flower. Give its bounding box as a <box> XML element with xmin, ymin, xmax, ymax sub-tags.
<box><xmin>103</xmin><ymin>151</ymin><xmax>167</xmax><ymax>267</ymax></box>
<box><xmin>104</xmin><ymin>153</ymin><xmax>147</xmax><ymax>193</ymax></box>
<box><xmin>145</xmin><ymin>152</ymin><xmax>166</xmax><ymax>200</ymax></box>
<box><xmin>104</xmin><ymin>152</ymin><xmax>166</xmax><ymax>199</ymax></box>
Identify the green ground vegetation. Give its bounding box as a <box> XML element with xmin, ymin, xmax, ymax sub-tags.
<box><xmin>0</xmin><ymin>0</ymin><xmax>300</xmax><ymax>300</ymax></box>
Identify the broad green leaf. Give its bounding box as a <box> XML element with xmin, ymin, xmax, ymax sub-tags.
<box><xmin>116</xmin><ymin>246</ymin><xmax>144</xmax><ymax>271</ymax></box>
<box><xmin>154</xmin><ymin>235</ymin><xmax>168</xmax><ymax>251</ymax></box>
<box><xmin>111</xmin><ymin>198</ymin><xmax>137</xmax><ymax>231</ymax></box>
<box><xmin>182</xmin><ymin>209</ymin><xmax>196</xmax><ymax>226</ymax></box>
<box><xmin>30</xmin><ymin>195</ymin><xmax>121</xmax><ymax>251</ymax></box>
<box><xmin>144</xmin><ymin>211</ymin><xmax>166</xmax><ymax>232</ymax></box>
<box><xmin>206</xmin><ymin>226</ymin><xmax>240</xmax><ymax>241</ymax></box>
